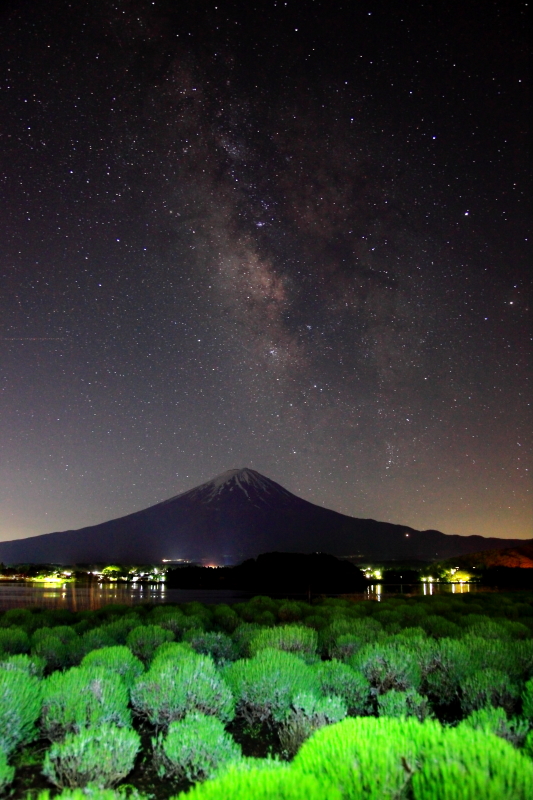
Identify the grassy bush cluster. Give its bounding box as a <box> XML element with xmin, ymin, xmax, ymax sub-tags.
<box><xmin>0</xmin><ymin>590</ymin><xmax>532</xmax><ymax>797</ymax></box>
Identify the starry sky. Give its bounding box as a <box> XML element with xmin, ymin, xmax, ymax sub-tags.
<box><xmin>1</xmin><ymin>0</ymin><xmax>530</xmax><ymax>544</ymax></box>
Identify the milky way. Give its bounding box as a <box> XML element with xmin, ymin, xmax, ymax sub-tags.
<box><xmin>0</xmin><ymin>0</ymin><xmax>530</xmax><ymax>542</ymax></box>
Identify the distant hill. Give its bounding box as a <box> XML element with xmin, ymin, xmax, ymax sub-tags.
<box><xmin>166</xmin><ymin>552</ymin><xmax>369</xmax><ymax>594</ymax></box>
<box><xmin>0</xmin><ymin>468</ymin><xmax>528</xmax><ymax>565</ymax></box>
<box><xmin>434</xmin><ymin>542</ymin><xmax>533</xmax><ymax>571</ymax></box>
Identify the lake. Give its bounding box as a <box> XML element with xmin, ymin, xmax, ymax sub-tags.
<box><xmin>0</xmin><ymin>580</ymin><xmax>493</xmax><ymax>611</ymax></box>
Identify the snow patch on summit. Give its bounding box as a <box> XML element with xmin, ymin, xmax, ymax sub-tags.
<box><xmin>166</xmin><ymin>468</ymin><xmax>293</xmax><ymax>506</ymax></box>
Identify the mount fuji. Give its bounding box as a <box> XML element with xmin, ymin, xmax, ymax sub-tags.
<box><xmin>0</xmin><ymin>468</ymin><xmax>525</xmax><ymax>565</ymax></box>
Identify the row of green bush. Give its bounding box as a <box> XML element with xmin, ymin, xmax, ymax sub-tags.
<box><xmin>1</xmin><ymin>594</ymin><xmax>532</xmax><ymax>670</ymax></box>
<box><xmin>1</xmin><ymin>590</ymin><xmax>533</xmax><ymax>636</ymax></box>
<box><xmin>1</xmin><ymin>592</ymin><xmax>532</xmax><ymax>796</ymax></box>
<box><xmin>6</xmin><ymin>716</ymin><xmax>533</xmax><ymax>800</ymax></box>
<box><xmin>1</xmin><ymin>636</ymin><xmax>533</xmax><ymax>793</ymax></box>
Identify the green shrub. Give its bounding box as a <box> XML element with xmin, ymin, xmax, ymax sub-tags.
<box><xmin>32</xmin><ymin>626</ymin><xmax>82</xmax><ymax>670</ymax></box>
<box><xmin>294</xmin><ymin>716</ymin><xmax>533</xmax><ymax>800</ymax></box>
<box><xmin>0</xmin><ymin>627</ymin><xmax>30</xmax><ymax>655</ymax></box>
<box><xmin>0</xmin><ymin>608</ymin><xmax>34</xmax><ymax>629</ymax></box>
<box><xmin>377</xmin><ymin>689</ymin><xmax>433</xmax><ymax>721</ymax></box>
<box><xmin>32</xmin><ymin>634</ymin><xmax>71</xmax><ymax>671</ymax></box>
<box><xmin>459</xmin><ymin>636</ymin><xmax>513</xmax><ymax>675</ymax></box>
<box><xmin>413</xmin><ymin>761</ymin><xmax>514</xmax><ymax>800</ymax></box>
<box><xmin>212</xmin><ymin>605</ymin><xmax>241</xmax><ymax>633</ymax></box>
<box><xmin>277</xmin><ymin>602</ymin><xmax>304</xmax><ymax>623</ymax></box>
<box><xmin>524</xmin><ymin>730</ymin><xmax>533</xmax><ymax>759</ymax></box>
<box><xmin>293</xmin><ymin>716</ymin><xmax>420</xmax><ymax>800</ymax></box>
<box><xmin>374</xmin><ymin>610</ymin><xmax>402</xmax><ymax>632</ymax></box>
<box><xmin>131</xmin><ymin>653</ymin><xmax>234</xmax><ymax>730</ymax></box>
<box><xmin>249</xmin><ymin>626</ymin><xmax>318</xmax><ymax>661</ymax></box>
<box><xmin>522</xmin><ymin>678</ymin><xmax>533</xmax><ymax>721</ymax></box>
<box><xmin>101</xmin><ymin>615</ymin><xmax>142</xmax><ymax>644</ymax></box>
<box><xmin>384</xmin><ymin>637</ymin><xmax>437</xmax><ymax>692</ymax></box>
<box><xmin>350</xmin><ymin>642</ymin><xmax>422</xmax><ymax>694</ymax></box>
<box><xmin>279</xmin><ymin>693</ymin><xmax>347</xmax><ymax>757</ymax></box>
<box><xmin>149</xmin><ymin>604</ymin><xmax>183</xmax><ymax>621</ymax></box>
<box><xmin>424</xmin><ymin>638</ymin><xmax>472</xmax><ymax>705</ymax></box>
<box><xmin>41</xmin><ymin>666</ymin><xmax>131</xmax><ymax>740</ymax></box>
<box><xmin>411</xmin><ymin>724</ymin><xmax>533</xmax><ymax>800</ymax></box>
<box><xmin>173</xmin><ymin>763</ymin><xmax>342</xmax><ymax>800</ymax></box>
<box><xmin>178</xmin><ymin>614</ymin><xmax>208</xmax><ymax>633</ymax></box>
<box><xmin>313</xmin><ymin>661</ymin><xmax>372</xmax><ymax>716</ymax></box>
<box><xmin>0</xmin><ymin>667</ymin><xmax>42</xmax><ymax>756</ymax></box>
<box><xmin>36</xmin><ymin>789</ymin><xmax>127</xmax><ymax>800</ymax></box>
<box><xmin>126</xmin><ymin>624</ymin><xmax>173</xmax><ymax>663</ymax></box>
<box><xmin>149</xmin><ymin>608</ymin><xmax>196</xmax><ymax>638</ymax></box>
<box><xmin>33</xmin><ymin>625</ymin><xmax>78</xmax><ymax>647</ymax></box>
<box><xmin>420</xmin><ymin>615</ymin><xmax>460</xmax><ymax>639</ymax></box>
<box><xmin>151</xmin><ymin>641</ymin><xmax>195</xmax><ymax>669</ymax></box>
<box><xmin>42</xmin><ymin>723</ymin><xmax>140</xmax><ymax>788</ymax></box>
<box><xmin>80</xmin><ymin>627</ymin><xmax>117</xmax><ymax>655</ymax></box>
<box><xmin>320</xmin><ymin>618</ymin><xmax>382</xmax><ymax>659</ymax></box>
<box><xmin>231</xmin><ymin>624</ymin><xmax>261</xmax><ymax>658</ymax></box>
<box><xmin>181</xmin><ymin>601</ymin><xmax>212</xmax><ymax>622</ymax></box>
<box><xmin>463</xmin><ymin>618</ymin><xmax>513</xmax><ymax>640</ymax></box>
<box><xmin>329</xmin><ymin>635</ymin><xmax>363</xmax><ymax>662</ymax></box>
<box><xmin>498</xmin><ymin>620</ymin><xmax>531</xmax><ymax>640</ymax></box>
<box><xmin>301</xmin><ymin>614</ymin><xmax>329</xmax><ymax>631</ymax></box>
<box><xmin>459</xmin><ymin>706</ymin><xmax>530</xmax><ymax>748</ymax></box>
<box><xmin>0</xmin><ymin>652</ymin><xmax>45</xmax><ymax>677</ymax></box>
<box><xmin>185</xmin><ymin>631</ymin><xmax>237</xmax><ymax>665</ymax></box>
<box><xmin>154</xmin><ymin>712</ymin><xmax>242</xmax><ymax>782</ymax></box>
<box><xmin>178</xmin><ymin>604</ymin><xmax>211</xmax><ymax>632</ymax></box>
<box><xmin>0</xmin><ymin>746</ymin><xmax>15</xmax><ymax>792</ymax></box>
<box><xmin>252</xmin><ymin>610</ymin><xmax>277</xmax><ymax>626</ymax></box>
<box><xmin>510</xmin><ymin>640</ymin><xmax>533</xmax><ymax>682</ymax></box>
<box><xmin>247</xmin><ymin>596</ymin><xmax>279</xmax><ymax>614</ymax></box>
<box><xmin>81</xmin><ymin>646</ymin><xmax>144</xmax><ymax>688</ymax></box>
<box><xmin>223</xmin><ymin>648</ymin><xmax>320</xmax><ymax>729</ymax></box>
<box><xmin>460</xmin><ymin>669</ymin><xmax>520</xmax><ymax>715</ymax></box>
<box><xmin>235</xmin><ymin>602</ymin><xmax>273</xmax><ymax>625</ymax></box>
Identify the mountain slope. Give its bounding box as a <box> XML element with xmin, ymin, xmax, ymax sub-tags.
<box><xmin>0</xmin><ymin>468</ymin><xmax>527</xmax><ymax>564</ymax></box>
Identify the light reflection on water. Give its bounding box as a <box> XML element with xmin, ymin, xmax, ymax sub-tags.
<box><xmin>0</xmin><ymin>581</ymin><xmax>493</xmax><ymax>611</ymax></box>
<box><xmin>365</xmin><ymin>582</ymin><xmax>478</xmax><ymax>601</ymax></box>
<box><xmin>0</xmin><ymin>583</ymin><xmax>251</xmax><ymax>610</ymax></box>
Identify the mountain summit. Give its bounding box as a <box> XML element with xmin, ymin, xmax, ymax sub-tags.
<box><xmin>166</xmin><ymin>468</ymin><xmax>295</xmax><ymax>508</ymax></box>
<box><xmin>0</xmin><ymin>468</ymin><xmax>525</xmax><ymax>565</ymax></box>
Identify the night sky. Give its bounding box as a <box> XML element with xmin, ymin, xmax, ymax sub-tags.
<box><xmin>1</xmin><ymin>0</ymin><xmax>530</xmax><ymax>544</ymax></box>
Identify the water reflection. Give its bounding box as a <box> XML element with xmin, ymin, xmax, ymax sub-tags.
<box><xmin>0</xmin><ymin>583</ymin><xmax>252</xmax><ymax>610</ymax></box>
<box><xmin>365</xmin><ymin>582</ymin><xmax>476</xmax><ymax>601</ymax></box>
<box><xmin>0</xmin><ymin>580</ymin><xmax>491</xmax><ymax>611</ymax></box>
<box><xmin>366</xmin><ymin>584</ymin><xmax>383</xmax><ymax>601</ymax></box>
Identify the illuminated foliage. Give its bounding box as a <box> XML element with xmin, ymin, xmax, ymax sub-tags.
<box><xmin>278</xmin><ymin>692</ymin><xmax>347</xmax><ymax>757</ymax></box>
<box><xmin>350</xmin><ymin>641</ymin><xmax>422</xmax><ymax>694</ymax></box>
<box><xmin>0</xmin><ymin>627</ymin><xmax>30</xmax><ymax>656</ymax></box>
<box><xmin>131</xmin><ymin>652</ymin><xmax>234</xmax><ymax>729</ymax></box>
<box><xmin>0</xmin><ymin>668</ymin><xmax>42</xmax><ymax>756</ymax></box>
<box><xmin>43</xmin><ymin>723</ymin><xmax>140</xmax><ymax>788</ymax></box>
<box><xmin>81</xmin><ymin>646</ymin><xmax>144</xmax><ymax>688</ymax></box>
<box><xmin>378</xmin><ymin>688</ymin><xmax>433</xmax><ymax>721</ymax></box>
<box><xmin>126</xmin><ymin>624</ymin><xmax>174</xmax><ymax>663</ymax></box>
<box><xmin>0</xmin><ymin>748</ymin><xmax>15</xmax><ymax>794</ymax></box>
<box><xmin>223</xmin><ymin>648</ymin><xmax>320</xmax><ymax>728</ymax></box>
<box><xmin>41</xmin><ymin>666</ymin><xmax>131</xmax><ymax>740</ymax></box>
<box><xmin>313</xmin><ymin>660</ymin><xmax>372</xmax><ymax>717</ymax></box>
<box><xmin>173</xmin><ymin>764</ymin><xmax>342</xmax><ymax>800</ymax></box>
<box><xmin>249</xmin><ymin>625</ymin><xmax>318</xmax><ymax>661</ymax></box>
<box><xmin>154</xmin><ymin>712</ymin><xmax>242</xmax><ymax>782</ymax></box>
